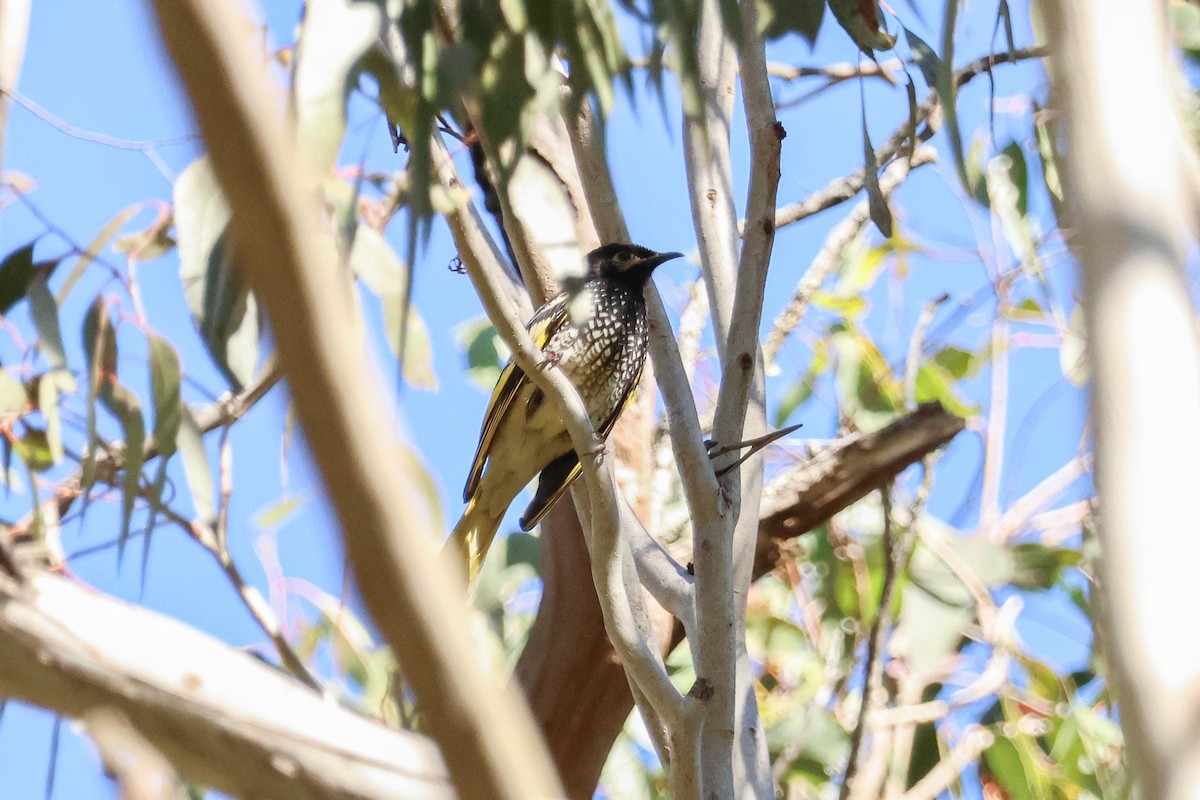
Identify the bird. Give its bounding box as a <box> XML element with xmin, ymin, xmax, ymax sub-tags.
<box><xmin>444</xmin><ymin>242</ymin><xmax>683</xmax><ymax>582</ymax></box>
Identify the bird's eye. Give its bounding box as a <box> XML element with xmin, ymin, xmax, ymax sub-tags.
<box><xmin>618</xmin><ymin>251</ymin><xmax>634</xmax><ymax>264</ymax></box>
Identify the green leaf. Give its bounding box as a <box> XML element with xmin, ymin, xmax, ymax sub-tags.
<box><xmin>0</xmin><ymin>369</ymin><xmax>27</xmax><ymax>416</ymax></box>
<box><xmin>904</xmin><ymin>26</ymin><xmax>942</xmax><ymax>88</ymax></box>
<box><xmin>758</xmin><ymin>0</ymin><xmax>825</xmax><ymax>44</ymax></box>
<box><xmin>932</xmin><ymin>345</ymin><xmax>979</xmax><ymax>380</ymax></box>
<box><xmin>14</xmin><ymin>427</ymin><xmax>55</xmax><ymax>472</ymax></box>
<box><xmin>293</xmin><ymin>0</ymin><xmax>384</xmax><ymax>173</ymax></box>
<box><xmin>113</xmin><ymin>213</ymin><xmax>176</xmax><ymax>263</ymax></box>
<box><xmin>457</xmin><ymin>317</ymin><xmax>507</xmax><ymax>391</ymax></box>
<box><xmin>1010</xmin><ymin>297</ymin><xmax>1043</xmax><ymax>321</ymax></box>
<box><xmin>350</xmin><ymin>225</ymin><xmax>437</xmax><ymax>390</ymax></box>
<box><xmin>984</xmin><ymin>736</ymin><xmax>1036</xmax><ymax>800</ymax></box>
<box><xmin>36</xmin><ymin>376</ymin><xmax>63</xmax><ymax>467</ymax></box>
<box><xmin>80</xmin><ymin>295</ymin><xmax>115</xmax><ymax>500</ymax></box>
<box><xmin>831</xmin><ymin>327</ymin><xmax>901</xmax><ymax>431</ymax></box>
<box><xmin>0</xmin><ymin>243</ymin><xmax>37</xmax><ymax>316</ymax></box>
<box><xmin>1009</xmin><ymin>543</ymin><xmax>1081</xmax><ymax>590</ymax></box>
<box><xmin>987</xmin><ymin>143</ymin><xmax>1044</xmax><ymax>280</ymax></box>
<box><xmin>915</xmin><ymin>362</ymin><xmax>977</xmax><ymax>418</ymax></box>
<box><xmin>965</xmin><ymin>136</ymin><xmax>991</xmax><ymax>207</ymax></box>
<box><xmin>1000</xmin><ymin>141</ymin><xmax>1029</xmax><ymax>217</ymax></box>
<box><xmin>57</xmin><ymin>204</ymin><xmax>142</xmax><ymax>304</ymax></box>
<box><xmin>106</xmin><ymin>380</ymin><xmax>145</xmax><ymax>563</ymax></box>
<box><xmin>938</xmin><ymin>0</ymin><xmax>967</xmax><ymax>189</ymax></box>
<box><xmin>175</xmin><ymin>157</ymin><xmax>259</xmax><ymax>392</ymax></box>
<box><xmin>862</xmin><ymin>116</ymin><xmax>893</xmax><ymax>238</ymax></box>
<box><xmin>505</xmin><ymin>531</ymin><xmax>541</xmax><ymax>570</ymax></box>
<box><xmin>811</xmin><ymin>290</ymin><xmax>867</xmax><ymax>318</ymax></box>
<box><xmin>774</xmin><ymin>379</ymin><xmax>813</xmax><ymax>428</ymax></box>
<box><xmin>255</xmin><ymin>495</ymin><xmax>306</xmax><ymax>529</ymax></box>
<box><xmin>178</xmin><ymin>405</ymin><xmax>216</xmax><ymax>528</ymax></box>
<box><xmin>828</xmin><ymin>0</ymin><xmax>896</xmax><ymax>52</ymax></box>
<box><xmin>148</xmin><ymin>334</ymin><xmax>183</xmax><ymax>458</ymax></box>
<box><xmin>1033</xmin><ymin>101</ymin><xmax>1067</xmax><ymax>224</ymax></box>
<box><xmin>28</xmin><ymin>275</ymin><xmax>66</xmax><ymax>372</ymax></box>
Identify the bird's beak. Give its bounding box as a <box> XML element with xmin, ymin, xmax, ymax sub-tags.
<box><xmin>644</xmin><ymin>251</ymin><xmax>684</xmax><ymax>271</ymax></box>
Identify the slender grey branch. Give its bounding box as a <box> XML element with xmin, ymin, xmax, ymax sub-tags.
<box><xmin>683</xmin><ymin>0</ymin><xmax>740</xmax><ymax>357</ymax></box>
<box><xmin>681</xmin><ymin>2</ymin><xmax>742</xmax><ymax>795</ymax></box>
<box><xmin>624</xmin><ymin>501</ymin><xmax>696</xmax><ymax>636</ymax></box>
<box><xmin>898</xmin><ymin>727</ymin><xmax>995</xmax><ymax>800</ymax></box>
<box><xmin>566</xmin><ymin>100</ymin><xmax>629</xmax><ymax>244</ymax></box>
<box><xmin>433</xmin><ymin>129</ymin><xmax>687</xmax><ymax>729</ymax></box>
<box><xmin>905</xmin><ymin>295</ymin><xmax>950</xmax><ymax>407</ymax></box>
<box><xmin>767</xmin><ymin>58</ymin><xmax>901</xmax><ymax>85</ymax></box>
<box><xmin>567</xmin><ymin>92</ymin><xmax>712</xmax><ymax>653</ymax></box>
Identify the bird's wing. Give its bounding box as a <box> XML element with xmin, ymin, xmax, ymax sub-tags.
<box><xmin>517</xmin><ymin>360</ymin><xmax>645</xmax><ymax>531</ymax></box>
<box><xmin>463</xmin><ymin>295</ymin><xmax>570</xmax><ymax>501</ymax></box>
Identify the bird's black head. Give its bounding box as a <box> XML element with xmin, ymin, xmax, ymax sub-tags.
<box><xmin>587</xmin><ymin>243</ymin><xmax>683</xmax><ymax>285</ymax></box>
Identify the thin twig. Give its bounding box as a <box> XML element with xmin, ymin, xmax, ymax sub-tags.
<box><xmin>2</xmin><ymin>89</ymin><xmax>198</xmax><ymax>152</ymax></box>
<box><xmin>216</xmin><ymin>424</ymin><xmax>233</xmax><ymax>553</ymax></box>
<box><xmin>839</xmin><ymin>489</ymin><xmax>903</xmax><ymax>800</ymax></box>
<box><xmin>764</xmin><ymin>146</ymin><xmax>937</xmax><ymax>370</ymax></box>
<box><xmin>766</xmin><ymin>58</ymin><xmax>902</xmax><ymax>86</ymax></box>
<box><xmin>771</xmin><ymin>46</ymin><xmax>1048</xmax><ymax>232</ymax></box>
<box><xmin>905</xmin><ymin>295</ymin><xmax>950</xmax><ymax>408</ymax></box>
<box><xmin>898</xmin><ymin>726</ymin><xmax>995</xmax><ymax>800</ymax></box>
<box><xmin>133</xmin><ymin>484</ymin><xmax>322</xmax><ymax>690</ymax></box>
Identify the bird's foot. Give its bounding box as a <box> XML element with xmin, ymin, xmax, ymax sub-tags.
<box><xmin>538</xmin><ymin>349</ymin><xmax>562</xmax><ymax>370</ymax></box>
<box><xmin>584</xmin><ymin>439</ymin><xmax>608</xmax><ymax>464</ymax></box>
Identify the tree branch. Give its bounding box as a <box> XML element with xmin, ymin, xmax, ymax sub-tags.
<box><xmin>1043</xmin><ymin>4</ymin><xmax>1200</xmax><ymax>800</ymax></box>
<box><xmin>0</xmin><ymin>570</ymin><xmax>452</xmax><ymax>800</ymax></box>
<box><xmin>756</xmin><ymin>403</ymin><xmax>965</xmax><ymax>576</ymax></box>
<box><xmin>147</xmin><ymin>1</ymin><xmax>563</xmax><ymax>797</ymax></box>
<box><xmin>432</xmin><ymin>123</ymin><xmax>685</xmax><ymax>730</ymax></box>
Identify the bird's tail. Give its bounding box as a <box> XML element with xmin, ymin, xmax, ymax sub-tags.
<box><xmin>442</xmin><ymin>495</ymin><xmax>503</xmax><ymax>583</ymax></box>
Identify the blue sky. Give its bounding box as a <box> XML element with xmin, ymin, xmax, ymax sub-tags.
<box><xmin>0</xmin><ymin>1</ymin><xmax>1088</xmax><ymax>797</ymax></box>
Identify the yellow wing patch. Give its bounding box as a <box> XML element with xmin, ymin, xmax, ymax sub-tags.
<box><xmin>462</xmin><ymin>296</ymin><xmax>570</xmax><ymax>501</ymax></box>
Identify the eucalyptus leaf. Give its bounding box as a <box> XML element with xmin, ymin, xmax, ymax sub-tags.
<box><xmin>0</xmin><ymin>243</ymin><xmax>37</xmax><ymax>316</ymax></box>
<box><xmin>0</xmin><ymin>369</ymin><xmax>27</xmax><ymax>417</ymax></box>
<box><xmin>828</xmin><ymin>0</ymin><xmax>896</xmax><ymax>53</ymax></box>
<box><xmin>175</xmin><ymin>157</ymin><xmax>259</xmax><ymax>391</ymax></box>
<box><xmin>861</xmin><ymin>117</ymin><xmax>893</xmax><ymax>238</ymax></box>
<box><xmin>57</xmin><ymin>204</ymin><xmax>141</xmax><ymax>305</ymax></box>
<box><xmin>148</xmin><ymin>334</ymin><xmax>183</xmax><ymax>458</ymax></box>
<box><xmin>28</xmin><ymin>275</ymin><xmax>66</xmax><ymax>372</ymax></box>
<box><xmin>178</xmin><ymin>405</ymin><xmax>216</xmax><ymax>529</ymax></box>
<box><xmin>758</xmin><ymin>0</ymin><xmax>824</xmax><ymax>44</ymax></box>
<box><xmin>294</xmin><ymin>0</ymin><xmax>384</xmax><ymax>173</ymax></box>
<box><xmin>36</xmin><ymin>376</ymin><xmax>63</xmax><ymax>466</ymax></box>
